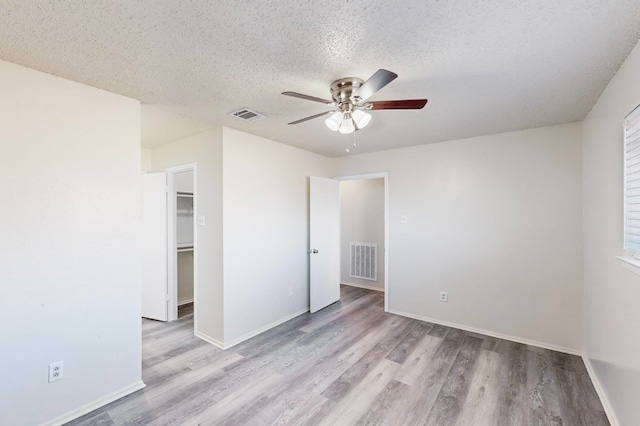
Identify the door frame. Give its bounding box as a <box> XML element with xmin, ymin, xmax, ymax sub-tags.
<box><xmin>334</xmin><ymin>172</ymin><xmax>389</xmax><ymax>312</ymax></box>
<box><xmin>166</xmin><ymin>163</ymin><xmax>198</xmax><ymax>325</ymax></box>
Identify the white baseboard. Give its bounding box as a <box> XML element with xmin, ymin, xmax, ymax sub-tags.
<box><xmin>194</xmin><ymin>330</ymin><xmax>226</xmax><ymax>350</ymax></box>
<box><xmin>41</xmin><ymin>380</ymin><xmax>146</xmax><ymax>426</ymax></box>
<box><xmin>388</xmin><ymin>309</ymin><xmax>582</xmax><ymax>356</ymax></box>
<box><xmin>223</xmin><ymin>307</ymin><xmax>310</xmax><ymax>350</ymax></box>
<box><xmin>341</xmin><ymin>281</ymin><xmax>384</xmax><ymax>292</ymax></box>
<box><xmin>178</xmin><ymin>298</ymin><xmax>194</xmax><ymax>306</ymax></box>
<box><xmin>581</xmin><ymin>355</ymin><xmax>619</xmax><ymax>426</ymax></box>
<box><xmin>196</xmin><ymin>307</ymin><xmax>310</xmax><ymax>351</ymax></box>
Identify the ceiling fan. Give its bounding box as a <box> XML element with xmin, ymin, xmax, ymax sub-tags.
<box><xmin>282</xmin><ymin>69</ymin><xmax>428</xmax><ymax>134</ymax></box>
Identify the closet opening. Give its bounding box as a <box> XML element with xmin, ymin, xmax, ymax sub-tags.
<box><xmin>167</xmin><ymin>164</ymin><xmax>197</xmax><ymax>324</ymax></box>
<box><xmin>140</xmin><ymin>163</ymin><xmax>198</xmax><ymax>328</ymax></box>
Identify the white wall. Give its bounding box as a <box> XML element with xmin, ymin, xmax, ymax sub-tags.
<box><xmin>178</xmin><ymin>251</ymin><xmax>194</xmax><ymax>304</ymax></box>
<box><xmin>340</xmin><ymin>179</ymin><xmax>385</xmax><ymax>290</ymax></box>
<box><xmin>0</xmin><ymin>60</ymin><xmax>142</xmax><ymax>425</ymax></box>
<box><xmin>141</xmin><ymin>147</ymin><xmax>152</xmax><ymax>173</ymax></box>
<box><xmin>174</xmin><ymin>170</ymin><xmax>194</xmax><ymax>193</ymax></box>
<box><xmin>151</xmin><ymin>129</ymin><xmax>224</xmax><ymax>341</ymax></box>
<box><xmin>222</xmin><ymin>127</ymin><xmax>332</xmax><ymax>343</ymax></box>
<box><xmin>333</xmin><ymin>123</ymin><xmax>583</xmax><ymax>351</ymax></box>
<box><xmin>583</xmin><ymin>40</ymin><xmax>640</xmax><ymax>426</ymax></box>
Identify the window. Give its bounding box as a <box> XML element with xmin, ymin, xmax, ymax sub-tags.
<box><xmin>624</xmin><ymin>104</ymin><xmax>640</xmax><ymax>253</ymax></box>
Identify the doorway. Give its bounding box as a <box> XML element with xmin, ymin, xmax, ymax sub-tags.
<box><xmin>308</xmin><ymin>173</ymin><xmax>389</xmax><ymax>314</ymax></box>
<box><xmin>140</xmin><ymin>163</ymin><xmax>198</xmax><ymax>326</ymax></box>
<box><xmin>336</xmin><ymin>173</ymin><xmax>389</xmax><ymax>311</ymax></box>
<box><xmin>166</xmin><ymin>164</ymin><xmax>197</xmax><ymax>323</ymax></box>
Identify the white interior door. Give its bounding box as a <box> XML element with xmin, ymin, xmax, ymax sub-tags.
<box><xmin>310</xmin><ymin>176</ymin><xmax>341</xmax><ymax>313</ymax></box>
<box><xmin>141</xmin><ymin>172</ymin><xmax>168</xmax><ymax>321</ymax></box>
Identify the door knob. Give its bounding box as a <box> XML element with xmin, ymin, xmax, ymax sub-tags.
<box><xmin>308</xmin><ymin>249</ymin><xmax>319</xmax><ymax>254</ymax></box>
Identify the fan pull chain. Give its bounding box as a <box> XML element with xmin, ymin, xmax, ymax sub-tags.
<box><xmin>345</xmin><ymin>130</ymin><xmax>358</xmax><ymax>153</ymax></box>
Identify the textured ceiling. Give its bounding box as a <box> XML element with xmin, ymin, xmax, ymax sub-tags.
<box><xmin>141</xmin><ymin>105</ymin><xmax>215</xmax><ymax>149</ymax></box>
<box><xmin>1</xmin><ymin>1</ymin><xmax>639</xmax><ymax>157</ymax></box>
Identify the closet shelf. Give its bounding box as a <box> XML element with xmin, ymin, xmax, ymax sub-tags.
<box><xmin>177</xmin><ymin>241</ymin><xmax>194</xmax><ymax>252</ymax></box>
<box><xmin>177</xmin><ymin>192</ymin><xmax>194</xmax><ymax>198</ymax></box>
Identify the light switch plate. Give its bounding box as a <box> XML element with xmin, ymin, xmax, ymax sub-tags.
<box><xmin>401</xmin><ymin>215</ymin><xmax>408</xmax><ymax>224</ymax></box>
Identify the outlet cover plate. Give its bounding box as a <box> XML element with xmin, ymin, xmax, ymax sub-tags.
<box><xmin>49</xmin><ymin>361</ymin><xmax>64</xmax><ymax>383</ymax></box>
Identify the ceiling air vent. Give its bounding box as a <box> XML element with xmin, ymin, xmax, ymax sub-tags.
<box><xmin>228</xmin><ymin>107</ymin><xmax>267</xmax><ymax>122</ymax></box>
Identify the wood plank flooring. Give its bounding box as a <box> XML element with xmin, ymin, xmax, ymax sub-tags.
<box><xmin>178</xmin><ymin>302</ymin><xmax>194</xmax><ymax>319</ymax></box>
<box><xmin>67</xmin><ymin>286</ymin><xmax>608</xmax><ymax>425</ymax></box>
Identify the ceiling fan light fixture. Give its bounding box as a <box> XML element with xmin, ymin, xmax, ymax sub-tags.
<box><xmin>339</xmin><ymin>114</ymin><xmax>355</xmax><ymax>134</ymax></box>
<box><xmin>325</xmin><ymin>111</ymin><xmax>342</xmax><ymax>131</ymax></box>
<box><xmin>352</xmin><ymin>109</ymin><xmax>371</xmax><ymax>129</ymax></box>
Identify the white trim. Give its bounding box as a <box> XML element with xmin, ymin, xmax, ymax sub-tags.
<box><xmin>197</xmin><ymin>308</ymin><xmax>310</xmax><ymax>350</ymax></box>
<box><xmin>192</xmin><ymin>165</ymin><xmax>198</xmax><ymax>335</ymax></box>
<box><xmin>178</xmin><ymin>298</ymin><xmax>194</xmax><ymax>306</ymax></box>
<box><xmin>41</xmin><ymin>381</ymin><xmax>145</xmax><ymax>426</ymax></box>
<box><xmin>341</xmin><ymin>281</ymin><xmax>384</xmax><ymax>292</ymax></box>
<box><xmin>388</xmin><ymin>309</ymin><xmax>582</xmax><ymax>356</ymax></box>
<box><xmin>581</xmin><ymin>355</ymin><xmax>619</xmax><ymax>426</ymax></box>
<box><xmin>334</xmin><ymin>172</ymin><xmax>389</xmax><ymax>312</ymax></box>
<box><xmin>165</xmin><ymin>163</ymin><xmax>197</xmax><ymax>174</ymax></box>
<box><xmin>194</xmin><ymin>330</ymin><xmax>226</xmax><ymax>350</ymax></box>
<box><xmin>616</xmin><ymin>255</ymin><xmax>640</xmax><ymax>276</ymax></box>
<box><xmin>334</xmin><ymin>172</ymin><xmax>387</xmax><ymax>181</ymax></box>
<box><xmin>223</xmin><ymin>307</ymin><xmax>309</xmax><ymax>349</ymax></box>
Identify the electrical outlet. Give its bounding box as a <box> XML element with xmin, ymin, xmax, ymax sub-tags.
<box><xmin>401</xmin><ymin>215</ymin><xmax>408</xmax><ymax>224</ymax></box>
<box><xmin>439</xmin><ymin>291</ymin><xmax>448</xmax><ymax>302</ymax></box>
<box><xmin>288</xmin><ymin>287</ymin><xmax>293</xmax><ymax>297</ymax></box>
<box><xmin>49</xmin><ymin>361</ymin><xmax>63</xmax><ymax>383</ymax></box>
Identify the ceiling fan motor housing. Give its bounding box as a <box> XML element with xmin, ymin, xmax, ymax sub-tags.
<box><xmin>330</xmin><ymin>77</ymin><xmax>364</xmax><ymax>112</ymax></box>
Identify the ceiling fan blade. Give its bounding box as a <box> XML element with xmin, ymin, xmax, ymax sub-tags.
<box><xmin>369</xmin><ymin>99</ymin><xmax>428</xmax><ymax>110</ymax></box>
<box><xmin>288</xmin><ymin>110</ymin><xmax>334</xmax><ymax>125</ymax></box>
<box><xmin>353</xmin><ymin>69</ymin><xmax>398</xmax><ymax>102</ymax></box>
<box><xmin>282</xmin><ymin>91</ymin><xmax>333</xmax><ymax>105</ymax></box>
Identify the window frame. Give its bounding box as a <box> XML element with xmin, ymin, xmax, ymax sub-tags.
<box><xmin>623</xmin><ymin>103</ymin><xmax>640</xmax><ymax>258</ymax></box>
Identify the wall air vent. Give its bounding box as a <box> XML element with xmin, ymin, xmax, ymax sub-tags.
<box><xmin>227</xmin><ymin>107</ymin><xmax>267</xmax><ymax>122</ymax></box>
<box><xmin>350</xmin><ymin>242</ymin><xmax>377</xmax><ymax>281</ymax></box>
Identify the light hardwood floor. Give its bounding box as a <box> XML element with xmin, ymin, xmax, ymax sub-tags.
<box><xmin>67</xmin><ymin>286</ymin><xmax>608</xmax><ymax>425</ymax></box>
<box><xmin>178</xmin><ymin>302</ymin><xmax>194</xmax><ymax>319</ymax></box>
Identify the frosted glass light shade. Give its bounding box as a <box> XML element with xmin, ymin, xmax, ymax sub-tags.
<box><xmin>325</xmin><ymin>111</ymin><xmax>342</xmax><ymax>131</ymax></box>
<box><xmin>339</xmin><ymin>117</ymin><xmax>355</xmax><ymax>134</ymax></box>
<box><xmin>352</xmin><ymin>109</ymin><xmax>371</xmax><ymax>129</ymax></box>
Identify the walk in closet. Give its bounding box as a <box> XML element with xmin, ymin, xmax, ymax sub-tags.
<box><xmin>174</xmin><ymin>171</ymin><xmax>194</xmax><ymax>313</ymax></box>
